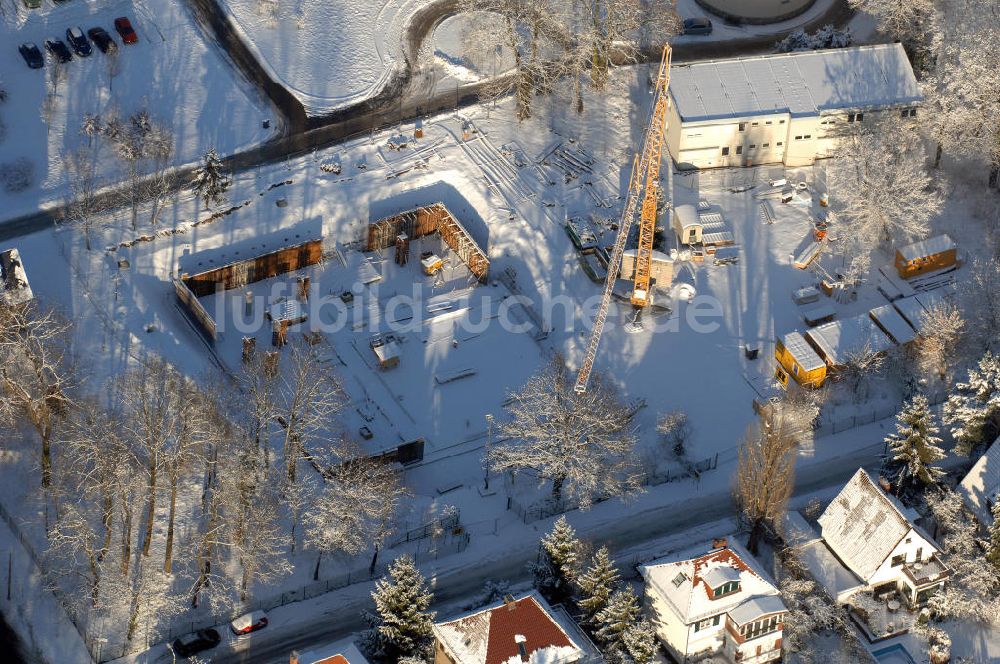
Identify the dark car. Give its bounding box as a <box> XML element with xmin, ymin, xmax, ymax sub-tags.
<box><xmin>682</xmin><ymin>17</ymin><xmax>713</xmax><ymax>35</ymax></box>
<box><xmin>229</xmin><ymin>610</ymin><xmax>268</xmax><ymax>636</ymax></box>
<box><xmin>18</xmin><ymin>42</ymin><xmax>44</xmax><ymax>68</ymax></box>
<box><xmin>44</xmin><ymin>39</ymin><xmax>73</xmax><ymax>63</ymax></box>
<box><xmin>66</xmin><ymin>27</ymin><xmax>92</xmax><ymax>57</ymax></box>
<box><xmin>114</xmin><ymin>17</ymin><xmax>138</xmax><ymax>44</ymax></box>
<box><xmin>171</xmin><ymin>628</ymin><xmax>221</xmax><ymax>658</ymax></box>
<box><xmin>87</xmin><ymin>27</ymin><xmax>117</xmax><ymax>54</ymax></box>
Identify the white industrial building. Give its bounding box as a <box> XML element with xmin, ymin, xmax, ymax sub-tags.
<box><xmin>666</xmin><ymin>43</ymin><xmax>922</xmax><ymax>169</ymax></box>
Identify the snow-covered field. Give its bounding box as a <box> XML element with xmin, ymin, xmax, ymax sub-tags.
<box><xmin>0</xmin><ymin>0</ymin><xmax>276</xmax><ymax>224</ymax></box>
<box><xmin>221</xmin><ymin>0</ymin><xmax>433</xmax><ymax>115</ymax></box>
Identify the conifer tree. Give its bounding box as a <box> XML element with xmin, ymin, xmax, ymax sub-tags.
<box><xmin>944</xmin><ymin>352</ymin><xmax>1000</xmax><ymax>456</ymax></box>
<box><xmin>577</xmin><ymin>546</ymin><xmax>620</xmax><ymax>623</ymax></box>
<box><xmin>988</xmin><ymin>501</ymin><xmax>1000</xmax><ymax>570</ymax></box>
<box><xmin>619</xmin><ymin>620</ymin><xmax>658</xmax><ymax>664</ymax></box>
<box><xmin>191</xmin><ymin>148</ymin><xmax>231</xmax><ymax>208</ymax></box>
<box><xmin>370</xmin><ymin>555</ymin><xmax>435</xmax><ymax>660</ymax></box>
<box><xmin>884</xmin><ymin>394</ymin><xmax>946</xmax><ymax>498</ymax></box>
<box><xmin>594</xmin><ymin>588</ymin><xmax>642</xmax><ymax>648</ymax></box>
<box><xmin>533</xmin><ymin>516</ymin><xmax>582</xmax><ymax>604</ymax></box>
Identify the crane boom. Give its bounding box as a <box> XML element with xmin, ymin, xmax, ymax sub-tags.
<box><xmin>574</xmin><ymin>45</ymin><xmax>672</xmax><ymax>394</ymax></box>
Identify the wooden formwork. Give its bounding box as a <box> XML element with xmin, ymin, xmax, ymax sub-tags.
<box><xmin>367</xmin><ymin>205</ymin><xmax>444</xmax><ymax>251</ymax></box>
<box><xmin>173</xmin><ymin>278</ymin><xmax>217</xmax><ymax>340</ymax></box>
<box><xmin>182</xmin><ymin>239</ymin><xmax>323</xmax><ymax>297</ymax></box>
<box><xmin>437</xmin><ymin>208</ymin><xmax>489</xmax><ymax>281</ymax></box>
<box><xmin>366</xmin><ymin>203</ymin><xmax>489</xmax><ymax>281</ymax></box>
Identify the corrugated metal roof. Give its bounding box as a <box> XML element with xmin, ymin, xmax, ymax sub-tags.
<box><xmin>670</xmin><ymin>43</ymin><xmax>921</xmax><ymax>122</ymax></box>
<box><xmin>782</xmin><ymin>331</ymin><xmax>825</xmax><ymax>372</ymax></box>
<box><xmin>869</xmin><ymin>304</ymin><xmax>917</xmax><ymax>344</ymax></box>
<box><xmin>805</xmin><ymin>314</ymin><xmax>895</xmax><ymax>366</ymax></box>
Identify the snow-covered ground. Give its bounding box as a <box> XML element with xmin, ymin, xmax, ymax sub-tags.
<box><xmin>1</xmin><ymin>35</ymin><xmax>995</xmax><ymax>660</ymax></box>
<box><xmin>221</xmin><ymin>0</ymin><xmax>433</xmax><ymax>115</ymax></box>
<box><xmin>0</xmin><ymin>0</ymin><xmax>277</xmax><ymax>225</ymax></box>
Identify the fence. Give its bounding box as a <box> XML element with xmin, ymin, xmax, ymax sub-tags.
<box><xmin>0</xmin><ymin>500</ymin><xmax>94</xmax><ymax>661</ymax></box>
<box><xmin>814</xmin><ymin>389</ymin><xmax>946</xmax><ymax>438</ymax></box>
<box><xmin>161</xmin><ymin>529</ymin><xmax>470</xmax><ymax>649</ymax></box>
<box><xmin>387</xmin><ymin>509</ymin><xmax>460</xmax><ymax>548</ymax></box>
<box><xmin>508</xmin><ymin>454</ymin><xmax>720</xmax><ymax>524</ymax></box>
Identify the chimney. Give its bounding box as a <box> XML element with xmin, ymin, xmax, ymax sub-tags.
<box><xmin>289</xmin><ymin>651</ymin><xmax>300</xmax><ymax>664</ymax></box>
<box><xmin>515</xmin><ymin>635</ymin><xmax>528</xmax><ymax>662</ymax></box>
<box><xmin>711</xmin><ymin>537</ymin><xmax>728</xmax><ymax>551</ymax></box>
<box><xmin>503</xmin><ymin>594</ymin><xmax>516</xmax><ymax>610</ymax></box>
<box><xmin>244</xmin><ymin>290</ymin><xmax>254</xmax><ymax>317</ymax></box>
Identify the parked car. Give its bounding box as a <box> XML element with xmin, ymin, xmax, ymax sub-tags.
<box><xmin>22</xmin><ymin>0</ymin><xmax>41</xmax><ymax>9</ymax></box>
<box><xmin>682</xmin><ymin>17</ymin><xmax>713</xmax><ymax>35</ymax></box>
<box><xmin>44</xmin><ymin>39</ymin><xmax>73</xmax><ymax>63</ymax></box>
<box><xmin>18</xmin><ymin>43</ymin><xmax>44</xmax><ymax>68</ymax></box>
<box><xmin>114</xmin><ymin>17</ymin><xmax>138</xmax><ymax>44</ymax></box>
<box><xmin>87</xmin><ymin>27</ymin><xmax>117</xmax><ymax>54</ymax></box>
<box><xmin>66</xmin><ymin>27</ymin><xmax>92</xmax><ymax>57</ymax></box>
<box><xmin>171</xmin><ymin>628</ymin><xmax>221</xmax><ymax>658</ymax></box>
<box><xmin>229</xmin><ymin>610</ymin><xmax>268</xmax><ymax>636</ymax></box>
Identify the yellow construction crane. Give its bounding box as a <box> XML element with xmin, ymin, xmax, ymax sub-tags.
<box><xmin>574</xmin><ymin>45</ymin><xmax>672</xmax><ymax>394</ymax></box>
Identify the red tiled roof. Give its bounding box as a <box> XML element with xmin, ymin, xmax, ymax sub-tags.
<box><xmin>439</xmin><ymin>595</ymin><xmax>576</xmax><ymax>664</ymax></box>
<box><xmin>691</xmin><ymin>547</ymin><xmax>754</xmax><ymax>601</ymax></box>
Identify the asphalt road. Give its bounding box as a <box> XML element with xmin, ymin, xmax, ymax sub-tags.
<box><xmin>196</xmin><ymin>437</ymin><xmax>885</xmax><ymax>664</ymax></box>
<box><xmin>0</xmin><ymin>1</ymin><xmax>854</xmax><ymax>245</ymax></box>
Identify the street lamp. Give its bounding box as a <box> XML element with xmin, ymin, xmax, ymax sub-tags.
<box><xmin>484</xmin><ymin>413</ymin><xmax>494</xmax><ymax>490</ymax></box>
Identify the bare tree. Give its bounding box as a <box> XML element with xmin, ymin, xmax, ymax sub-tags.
<box><xmin>488</xmin><ymin>355</ymin><xmax>639</xmax><ymax>508</ymax></box>
<box><xmin>117</xmin><ymin>358</ymin><xmax>198</xmax><ymax>559</ymax></box>
<box><xmin>916</xmin><ymin>302</ymin><xmax>965</xmax><ymax>382</ymax></box>
<box><xmin>143</xmin><ymin>124</ymin><xmax>174</xmax><ymax>227</ymax></box>
<box><xmin>735</xmin><ymin>406</ymin><xmax>800</xmax><ymax>554</ymax></box>
<box><xmin>961</xmin><ymin>258</ymin><xmax>1000</xmax><ymax>353</ymax></box>
<box><xmin>0</xmin><ymin>302</ymin><xmax>76</xmax><ymax>489</ymax></box>
<box><xmin>278</xmin><ymin>340</ymin><xmax>344</xmax><ymax>483</ymax></box>
<box><xmin>847</xmin><ymin>0</ymin><xmax>937</xmax><ymax>44</ymax></box>
<box><xmin>64</xmin><ymin>146</ymin><xmax>106</xmax><ymax>250</ymax></box>
<box><xmin>304</xmin><ymin>453</ymin><xmax>406</xmax><ymax>580</ymax></box>
<box><xmin>827</xmin><ymin>118</ymin><xmax>942</xmax><ymax>282</ymax></box>
<box><xmin>838</xmin><ymin>339</ymin><xmax>886</xmax><ymax>401</ymax></box>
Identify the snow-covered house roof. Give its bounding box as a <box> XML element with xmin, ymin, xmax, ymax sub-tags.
<box><xmin>0</xmin><ymin>248</ymin><xmax>33</xmax><ymax>306</ymax></box>
<box><xmin>781</xmin><ymin>331</ymin><xmax>825</xmax><ymax>372</ymax></box>
<box><xmin>640</xmin><ymin>538</ymin><xmax>784</xmax><ymax>625</ymax></box>
<box><xmin>817</xmin><ymin>468</ymin><xmax>937</xmax><ymax>582</ymax></box>
<box><xmin>432</xmin><ymin>591</ymin><xmax>584</xmax><ymax>664</ymax></box>
<box><xmin>805</xmin><ymin>314</ymin><xmax>895</xmax><ymax>366</ymax></box>
<box><xmin>670</xmin><ymin>43</ymin><xmax>921</xmax><ymax>123</ymax></box>
<box><xmin>958</xmin><ymin>436</ymin><xmax>1000</xmax><ymax>525</ymax></box>
<box><xmin>295</xmin><ymin>643</ymin><xmax>371</xmax><ymax>664</ymax></box>
<box><xmin>896</xmin><ymin>234</ymin><xmax>956</xmax><ymax>262</ymax></box>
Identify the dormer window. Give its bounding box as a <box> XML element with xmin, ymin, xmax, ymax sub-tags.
<box><xmin>673</xmin><ymin>572</ymin><xmax>688</xmax><ymax>588</ymax></box>
<box><xmin>712</xmin><ymin>581</ymin><xmax>740</xmax><ymax>598</ymax></box>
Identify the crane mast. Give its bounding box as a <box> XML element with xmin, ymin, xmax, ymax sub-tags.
<box><xmin>574</xmin><ymin>45</ymin><xmax>672</xmax><ymax>394</ymax></box>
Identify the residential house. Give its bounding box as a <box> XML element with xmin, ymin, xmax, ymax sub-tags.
<box><xmin>640</xmin><ymin>537</ymin><xmax>785</xmax><ymax>664</ymax></box>
<box><xmin>957</xmin><ymin>436</ymin><xmax>1000</xmax><ymax>526</ymax></box>
<box><xmin>817</xmin><ymin>468</ymin><xmax>950</xmax><ymax>607</ymax></box>
<box><xmin>666</xmin><ymin>43</ymin><xmax>921</xmax><ymax>169</ymax></box>
<box><xmin>432</xmin><ymin>591</ymin><xmax>594</xmax><ymax>664</ymax></box>
<box><xmin>290</xmin><ymin>642</ymin><xmax>370</xmax><ymax>664</ymax></box>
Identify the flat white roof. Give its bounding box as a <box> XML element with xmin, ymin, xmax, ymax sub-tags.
<box><xmin>897</xmin><ymin>234</ymin><xmax>956</xmax><ymax>262</ymax></box>
<box><xmin>670</xmin><ymin>43</ymin><xmax>921</xmax><ymax>122</ymax></box>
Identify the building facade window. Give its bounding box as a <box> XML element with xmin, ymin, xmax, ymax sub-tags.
<box><xmin>739</xmin><ymin>122</ymin><xmax>747</xmax><ymax>131</ymax></box>
<box><xmin>794</xmin><ymin>135</ymin><xmax>803</xmax><ymax>140</ymax></box>
<box><xmin>762</xmin><ymin>143</ymin><xmax>769</xmax><ymax>148</ymax></box>
<box><xmin>749</xmin><ymin>144</ymin><xmax>756</xmax><ymax>149</ymax></box>
<box><xmin>752</xmin><ymin>122</ymin><xmax>759</xmax><ymax>126</ymax></box>
<box><xmin>776</xmin><ymin>142</ymin><xmax>783</xmax><ymax>146</ymax></box>
<box><xmin>892</xmin><ymin>554</ymin><xmax>905</xmax><ymax>567</ymax></box>
<box><xmin>722</xmin><ymin>147</ymin><xmax>730</xmax><ymax>156</ymax></box>
<box><xmin>741</xmin><ymin>615</ymin><xmax>782</xmax><ymax>640</ymax></box>
<box><xmin>712</xmin><ymin>581</ymin><xmax>740</xmax><ymax>598</ymax></box>
<box><xmin>736</xmin><ymin>146</ymin><xmax>743</xmax><ymax>155</ymax></box>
